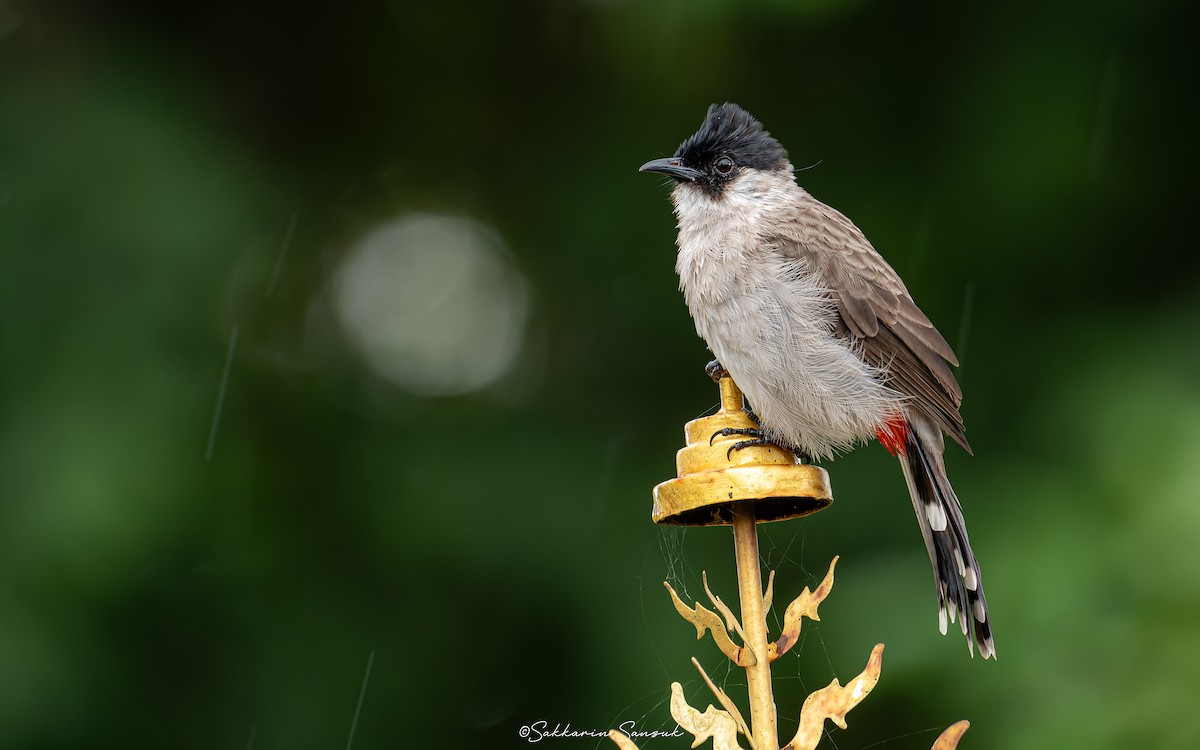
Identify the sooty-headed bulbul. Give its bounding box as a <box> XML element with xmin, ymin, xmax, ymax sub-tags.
<box><xmin>640</xmin><ymin>103</ymin><xmax>994</xmax><ymax>659</ymax></box>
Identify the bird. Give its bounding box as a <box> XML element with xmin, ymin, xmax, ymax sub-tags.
<box><xmin>639</xmin><ymin>102</ymin><xmax>994</xmax><ymax>659</ymax></box>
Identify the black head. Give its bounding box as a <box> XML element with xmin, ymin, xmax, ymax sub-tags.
<box><xmin>639</xmin><ymin>103</ymin><xmax>789</xmax><ymax>196</ymax></box>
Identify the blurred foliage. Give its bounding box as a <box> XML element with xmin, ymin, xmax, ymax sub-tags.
<box><xmin>1</xmin><ymin>0</ymin><xmax>1198</xmax><ymax>748</ymax></box>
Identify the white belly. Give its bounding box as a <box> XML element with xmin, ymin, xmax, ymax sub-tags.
<box><xmin>676</xmin><ymin>226</ymin><xmax>899</xmax><ymax>461</ymax></box>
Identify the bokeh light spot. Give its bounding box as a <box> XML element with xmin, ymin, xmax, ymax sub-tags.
<box><xmin>334</xmin><ymin>214</ymin><xmax>529</xmax><ymax>396</ymax></box>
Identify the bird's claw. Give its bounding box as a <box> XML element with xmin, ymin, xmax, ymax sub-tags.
<box><xmin>708</xmin><ymin>427</ymin><xmax>782</xmax><ymax>460</ymax></box>
<box><xmin>709</xmin><ymin>426</ymin><xmax>763</xmax><ymax>447</ymax></box>
<box><xmin>705</xmin><ymin>359</ymin><xmax>728</xmax><ymax>383</ymax></box>
<box><xmin>709</xmin><ymin>426</ymin><xmax>814</xmax><ymax>463</ymax></box>
<box><xmin>726</xmin><ymin>437</ymin><xmax>774</xmax><ymax>460</ymax></box>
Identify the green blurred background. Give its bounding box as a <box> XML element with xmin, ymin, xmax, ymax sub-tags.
<box><xmin>2</xmin><ymin>1</ymin><xmax>1197</xmax><ymax>748</ymax></box>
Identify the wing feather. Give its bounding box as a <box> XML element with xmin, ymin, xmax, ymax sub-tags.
<box><xmin>772</xmin><ymin>193</ymin><xmax>971</xmax><ymax>453</ymax></box>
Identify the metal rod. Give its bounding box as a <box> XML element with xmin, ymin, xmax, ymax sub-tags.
<box><xmin>732</xmin><ymin>500</ymin><xmax>777</xmax><ymax>750</ymax></box>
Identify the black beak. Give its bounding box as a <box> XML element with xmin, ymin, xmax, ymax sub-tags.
<box><xmin>639</xmin><ymin>157</ymin><xmax>700</xmax><ymax>183</ymax></box>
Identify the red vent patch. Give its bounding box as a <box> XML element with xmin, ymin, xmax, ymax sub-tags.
<box><xmin>876</xmin><ymin>416</ymin><xmax>909</xmax><ymax>457</ymax></box>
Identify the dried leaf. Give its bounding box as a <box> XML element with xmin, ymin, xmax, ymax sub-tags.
<box><xmin>670</xmin><ymin>682</ymin><xmax>745</xmax><ymax>750</ymax></box>
<box><xmin>664</xmin><ymin>581</ymin><xmax>755</xmax><ymax>666</ymax></box>
<box><xmin>703</xmin><ymin>571</ymin><xmax>745</xmax><ymax>638</ymax></box>
<box><xmin>690</xmin><ymin>658</ymin><xmax>755</xmax><ymax>749</ymax></box>
<box><xmin>932</xmin><ymin>720</ymin><xmax>970</xmax><ymax>749</ymax></box>
<box><xmin>785</xmin><ymin>643</ymin><xmax>884</xmax><ymax>750</ymax></box>
<box><xmin>771</xmin><ymin>556</ymin><xmax>837</xmax><ymax>661</ymax></box>
<box><xmin>608</xmin><ymin>729</ymin><xmax>640</xmax><ymax>750</ymax></box>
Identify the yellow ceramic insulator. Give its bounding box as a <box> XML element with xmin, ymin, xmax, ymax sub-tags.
<box><xmin>652</xmin><ymin>376</ymin><xmax>833</xmax><ymax>526</ymax></box>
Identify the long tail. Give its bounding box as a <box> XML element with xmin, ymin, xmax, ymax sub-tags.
<box><xmin>893</xmin><ymin>412</ymin><xmax>995</xmax><ymax>659</ymax></box>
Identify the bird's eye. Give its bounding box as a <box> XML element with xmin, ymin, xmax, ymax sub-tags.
<box><xmin>714</xmin><ymin>156</ymin><xmax>735</xmax><ymax>175</ymax></box>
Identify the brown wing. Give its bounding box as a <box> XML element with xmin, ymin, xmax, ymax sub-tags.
<box><xmin>771</xmin><ymin>193</ymin><xmax>971</xmax><ymax>453</ymax></box>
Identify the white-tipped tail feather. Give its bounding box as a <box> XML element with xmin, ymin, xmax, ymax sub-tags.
<box><xmin>899</xmin><ymin>412</ymin><xmax>995</xmax><ymax>659</ymax></box>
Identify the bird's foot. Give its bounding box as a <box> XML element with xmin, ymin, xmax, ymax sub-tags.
<box><xmin>709</xmin><ymin>427</ymin><xmax>815</xmax><ymax>463</ymax></box>
<box><xmin>709</xmin><ymin>426</ymin><xmax>762</xmax><ymax>446</ymax></box>
<box><xmin>726</xmin><ymin>437</ymin><xmax>779</xmax><ymax>460</ymax></box>
<box><xmin>724</xmin><ymin>436</ymin><xmax>772</xmax><ymax>458</ymax></box>
<box><xmin>710</xmin><ymin>427</ymin><xmax>789</xmax><ymax>460</ymax></box>
<box><xmin>743</xmin><ymin>406</ymin><xmax>761</xmax><ymax>426</ymax></box>
<box><xmin>704</xmin><ymin>359</ymin><xmax>728</xmax><ymax>383</ymax></box>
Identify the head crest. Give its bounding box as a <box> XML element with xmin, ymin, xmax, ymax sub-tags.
<box><xmin>675</xmin><ymin>103</ymin><xmax>789</xmax><ymax>171</ymax></box>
